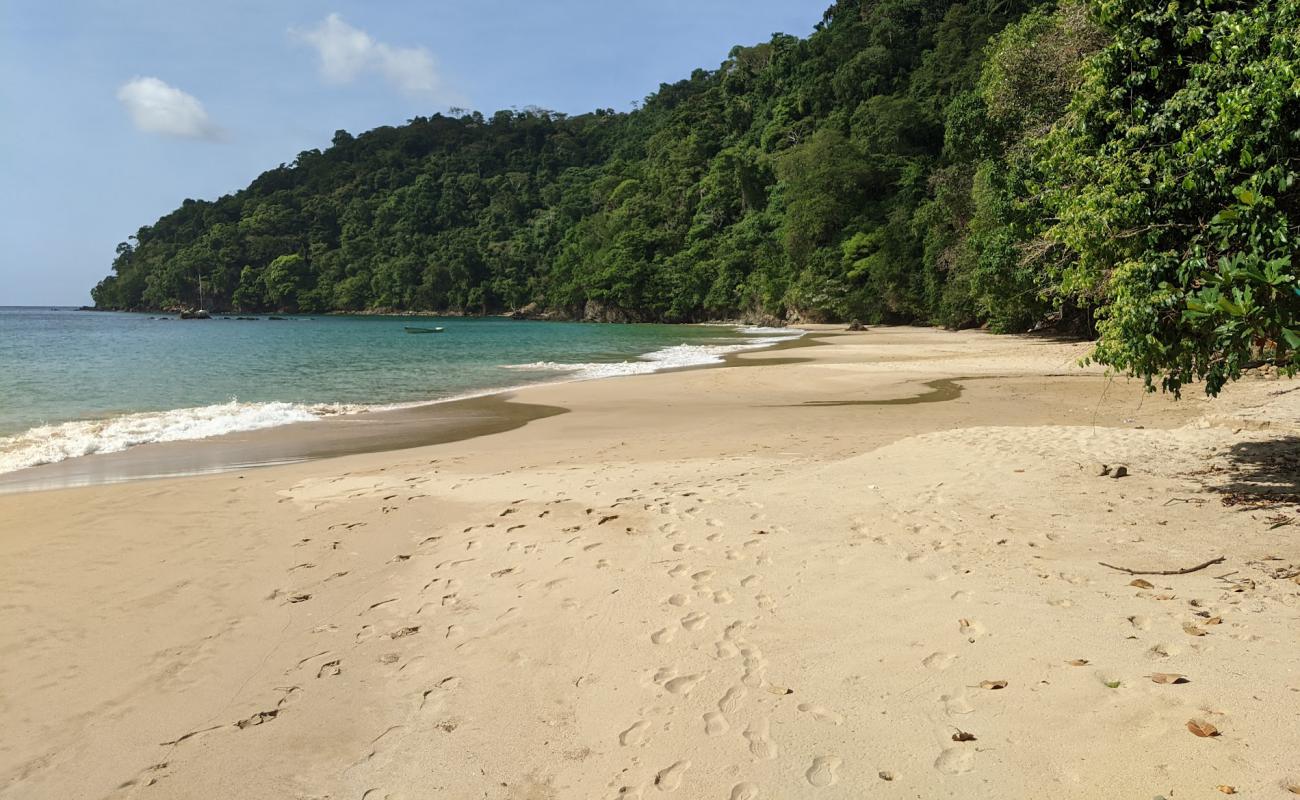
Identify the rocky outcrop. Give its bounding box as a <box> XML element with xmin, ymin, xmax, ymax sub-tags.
<box><xmin>581</xmin><ymin>301</ymin><xmax>654</xmax><ymax>324</ymax></box>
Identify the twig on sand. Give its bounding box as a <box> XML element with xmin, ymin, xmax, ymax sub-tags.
<box><xmin>1162</xmin><ymin>497</ymin><xmax>1207</xmax><ymax>506</ymax></box>
<box><xmin>1099</xmin><ymin>556</ymin><xmax>1226</xmax><ymax>576</ymax></box>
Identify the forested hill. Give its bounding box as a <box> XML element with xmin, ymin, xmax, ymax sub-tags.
<box><xmin>94</xmin><ymin>0</ymin><xmax>1300</xmax><ymax>395</ymax></box>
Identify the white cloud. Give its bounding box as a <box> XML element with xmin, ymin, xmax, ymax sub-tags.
<box><xmin>294</xmin><ymin>14</ymin><xmax>452</xmax><ymax>99</ymax></box>
<box><xmin>116</xmin><ymin>77</ymin><xmax>221</xmax><ymax>140</ymax></box>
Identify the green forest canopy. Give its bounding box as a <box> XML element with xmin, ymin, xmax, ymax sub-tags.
<box><xmin>92</xmin><ymin>0</ymin><xmax>1300</xmax><ymax>396</ymax></box>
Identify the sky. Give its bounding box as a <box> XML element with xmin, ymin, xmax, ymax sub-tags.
<box><xmin>0</xmin><ymin>0</ymin><xmax>826</xmax><ymax>306</ymax></box>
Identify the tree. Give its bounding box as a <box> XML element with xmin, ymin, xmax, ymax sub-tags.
<box><xmin>1040</xmin><ymin>0</ymin><xmax>1300</xmax><ymax>395</ymax></box>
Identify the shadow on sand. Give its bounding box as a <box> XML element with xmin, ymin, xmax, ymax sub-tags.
<box><xmin>1200</xmin><ymin>436</ymin><xmax>1300</xmax><ymax>507</ymax></box>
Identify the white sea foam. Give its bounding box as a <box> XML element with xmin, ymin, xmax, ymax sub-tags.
<box><xmin>0</xmin><ymin>400</ymin><xmax>361</xmax><ymax>475</ymax></box>
<box><xmin>504</xmin><ymin>327</ymin><xmax>803</xmax><ymax>380</ymax></box>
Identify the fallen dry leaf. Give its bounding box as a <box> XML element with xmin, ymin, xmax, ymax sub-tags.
<box><xmin>1154</xmin><ymin>593</ymin><xmax>1177</xmax><ymax>600</ymax></box>
<box><xmin>1285</xmin><ymin>782</ymin><xmax>1300</xmax><ymax>795</ymax></box>
<box><xmin>1187</xmin><ymin>719</ymin><xmax>1220</xmax><ymax>738</ymax></box>
<box><xmin>1217</xmin><ymin>786</ymin><xmax>1237</xmax><ymax>795</ymax></box>
<box><xmin>765</xmin><ymin>685</ymin><xmax>793</xmax><ymax>696</ymax></box>
<box><xmin>979</xmin><ymin>680</ymin><xmax>1008</xmax><ymax>690</ymax></box>
<box><xmin>1204</xmin><ymin>616</ymin><xmax>1223</xmax><ymax>625</ymax></box>
<box><xmin>1130</xmin><ymin>578</ymin><xmax>1155</xmax><ymax>589</ymax></box>
<box><xmin>951</xmin><ymin>730</ymin><xmax>977</xmax><ymax>742</ymax></box>
<box><xmin>1066</xmin><ymin>659</ymin><xmax>1090</xmax><ymax>666</ymax></box>
<box><xmin>1150</xmin><ymin>673</ymin><xmax>1190</xmax><ymax>685</ymax></box>
<box><xmin>1183</xmin><ymin>623</ymin><xmax>1207</xmax><ymax>637</ymax></box>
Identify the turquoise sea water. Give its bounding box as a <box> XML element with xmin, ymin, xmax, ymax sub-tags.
<box><xmin>0</xmin><ymin>307</ymin><xmax>796</xmax><ymax>474</ymax></box>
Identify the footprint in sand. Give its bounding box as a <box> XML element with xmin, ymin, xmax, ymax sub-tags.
<box><xmin>740</xmin><ymin>575</ymin><xmax>760</xmax><ymax>589</ymax></box>
<box><xmin>713</xmin><ymin>590</ymin><xmax>734</xmax><ymax>605</ymax></box>
<box><xmin>654</xmin><ymin>760</ymin><xmax>690</xmax><ymax>792</ymax></box>
<box><xmin>729</xmin><ymin>783</ymin><xmax>759</xmax><ymax>800</ymax></box>
<box><xmin>718</xmin><ymin>686</ymin><xmax>746</xmax><ymax>714</ymax></box>
<box><xmin>652</xmin><ymin>627</ymin><xmax>676</xmax><ymax>645</ymax></box>
<box><xmin>691</xmin><ymin>570</ymin><xmax>715</xmax><ymax>583</ymax></box>
<box><xmin>681</xmin><ymin>611</ymin><xmax>710</xmax><ymax>631</ymax></box>
<box><xmin>652</xmin><ymin>666</ymin><xmax>677</xmax><ymax>685</ymax></box>
<box><xmin>723</xmin><ymin>620</ymin><xmax>748</xmax><ymax>640</ymax></box>
<box><xmin>715</xmin><ymin>640</ymin><xmax>739</xmax><ymax>659</ymax></box>
<box><xmin>941</xmin><ymin>693</ymin><xmax>974</xmax><ymax>715</ymax></box>
<box><xmin>664</xmin><ymin>674</ymin><xmax>704</xmax><ymax>696</ymax></box>
<box><xmin>922</xmin><ymin>651</ymin><xmax>956</xmax><ymax>670</ymax></box>
<box><xmin>797</xmin><ymin>703</ymin><xmax>844</xmax><ymax>725</ymax></box>
<box><xmin>620</xmin><ymin>720</ymin><xmax>650</xmax><ymax>746</ymax></box>
<box><xmin>668</xmin><ymin>564</ymin><xmax>689</xmax><ymax>578</ymax></box>
<box><xmin>935</xmin><ymin>748</ymin><xmax>973</xmax><ymax>774</ymax></box>
<box><xmin>703</xmin><ymin>711</ymin><xmax>729</xmax><ymax>736</ymax></box>
<box><xmin>742</xmin><ymin>718</ymin><xmax>778</xmax><ymax>760</ymax></box>
<box><xmin>805</xmin><ymin>756</ymin><xmax>842</xmax><ymax>787</ymax></box>
<box><xmin>740</xmin><ymin>648</ymin><xmax>767</xmax><ymax>688</ymax></box>
<box><xmin>668</xmin><ymin>594</ymin><xmax>691</xmax><ymax>607</ymax></box>
<box><xmin>755</xmin><ymin>594</ymin><xmax>776</xmax><ymax>611</ymax></box>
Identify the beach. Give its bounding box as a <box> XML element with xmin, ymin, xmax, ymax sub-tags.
<box><xmin>2</xmin><ymin>325</ymin><xmax>1298</xmax><ymax>799</ymax></box>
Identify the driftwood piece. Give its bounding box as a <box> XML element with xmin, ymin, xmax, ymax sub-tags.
<box><xmin>1099</xmin><ymin>556</ymin><xmax>1226</xmax><ymax>576</ymax></box>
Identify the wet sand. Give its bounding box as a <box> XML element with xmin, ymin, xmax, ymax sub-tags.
<box><xmin>0</xmin><ymin>394</ymin><xmax>566</xmax><ymax>494</ymax></box>
<box><xmin>2</xmin><ymin>326</ymin><xmax>1298</xmax><ymax>799</ymax></box>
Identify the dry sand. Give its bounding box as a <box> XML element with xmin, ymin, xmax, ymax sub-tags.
<box><xmin>2</xmin><ymin>326</ymin><xmax>1298</xmax><ymax>799</ymax></box>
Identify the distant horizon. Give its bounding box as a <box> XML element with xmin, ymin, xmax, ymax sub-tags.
<box><xmin>0</xmin><ymin>0</ymin><xmax>824</xmax><ymax>306</ymax></box>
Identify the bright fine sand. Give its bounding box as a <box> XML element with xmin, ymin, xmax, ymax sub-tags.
<box><xmin>2</xmin><ymin>326</ymin><xmax>1299</xmax><ymax>799</ymax></box>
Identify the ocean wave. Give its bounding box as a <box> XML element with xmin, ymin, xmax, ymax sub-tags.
<box><xmin>503</xmin><ymin>327</ymin><xmax>803</xmax><ymax>380</ymax></box>
<box><xmin>0</xmin><ymin>400</ymin><xmax>361</xmax><ymax>475</ymax></box>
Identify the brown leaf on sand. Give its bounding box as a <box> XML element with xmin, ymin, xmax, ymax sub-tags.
<box><xmin>1203</xmin><ymin>616</ymin><xmax>1223</xmax><ymax>626</ymax></box>
<box><xmin>1217</xmin><ymin>786</ymin><xmax>1237</xmax><ymax>795</ymax></box>
<box><xmin>979</xmin><ymin>680</ymin><xmax>1008</xmax><ymax>690</ymax></box>
<box><xmin>1130</xmin><ymin>578</ymin><xmax>1155</xmax><ymax>589</ymax></box>
<box><xmin>1149</xmin><ymin>673</ymin><xmax>1189</xmax><ymax>685</ymax></box>
<box><xmin>1183</xmin><ymin>623</ymin><xmax>1207</xmax><ymax>637</ymax></box>
<box><xmin>1187</xmin><ymin>719</ymin><xmax>1220</xmax><ymax>738</ymax></box>
<box><xmin>951</xmin><ymin>729</ymin><xmax>977</xmax><ymax>742</ymax></box>
<box><xmin>1066</xmin><ymin>659</ymin><xmax>1089</xmax><ymax>666</ymax></box>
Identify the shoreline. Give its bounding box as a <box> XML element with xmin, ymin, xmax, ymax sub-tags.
<box><xmin>3</xmin><ymin>326</ymin><xmax>1297</xmax><ymax>799</ymax></box>
<box><xmin>0</xmin><ymin>321</ymin><xmax>806</xmax><ymax>493</ymax></box>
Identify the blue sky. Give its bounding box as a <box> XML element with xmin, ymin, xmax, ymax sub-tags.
<box><xmin>0</xmin><ymin>0</ymin><xmax>825</xmax><ymax>305</ymax></box>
